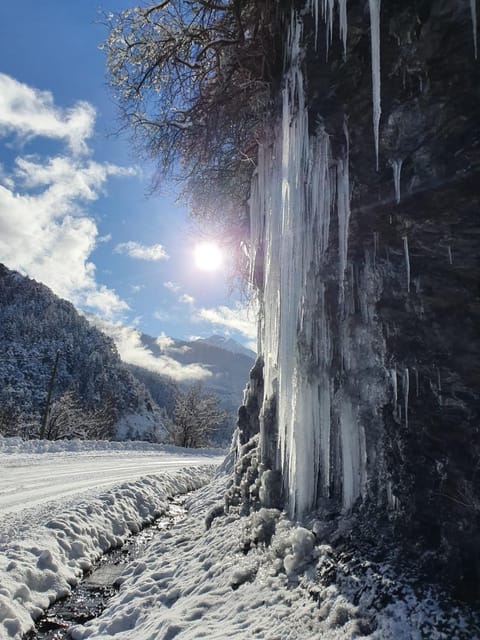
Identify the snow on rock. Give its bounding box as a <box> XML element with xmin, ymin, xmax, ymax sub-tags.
<box><xmin>69</xmin><ymin>478</ymin><xmax>479</xmax><ymax>640</ymax></box>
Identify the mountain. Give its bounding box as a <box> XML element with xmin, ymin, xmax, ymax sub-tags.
<box><xmin>196</xmin><ymin>335</ymin><xmax>256</xmax><ymax>359</ymax></box>
<box><xmin>138</xmin><ymin>333</ymin><xmax>255</xmax><ymax>414</ymax></box>
<box><xmin>0</xmin><ymin>264</ymin><xmax>165</xmax><ymax>440</ymax></box>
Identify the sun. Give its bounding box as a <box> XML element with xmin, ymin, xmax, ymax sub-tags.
<box><xmin>194</xmin><ymin>241</ymin><xmax>223</xmax><ymax>272</ymax></box>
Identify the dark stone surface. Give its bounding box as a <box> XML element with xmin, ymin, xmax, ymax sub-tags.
<box><xmin>245</xmin><ymin>0</ymin><xmax>480</xmax><ymax>599</ymax></box>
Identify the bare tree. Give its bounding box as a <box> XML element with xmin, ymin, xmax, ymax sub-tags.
<box><xmin>41</xmin><ymin>391</ymin><xmax>116</xmax><ymax>441</ymax></box>
<box><xmin>168</xmin><ymin>383</ymin><xmax>228</xmax><ymax>448</ymax></box>
<box><xmin>103</xmin><ymin>1</ymin><xmax>280</xmax><ymax>240</ymax></box>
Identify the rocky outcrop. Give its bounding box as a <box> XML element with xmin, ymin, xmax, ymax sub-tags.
<box><xmin>235</xmin><ymin>0</ymin><xmax>479</xmax><ymax>598</ymax></box>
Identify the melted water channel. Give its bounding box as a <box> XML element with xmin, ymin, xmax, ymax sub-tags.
<box><xmin>25</xmin><ymin>496</ymin><xmax>187</xmax><ymax>640</ymax></box>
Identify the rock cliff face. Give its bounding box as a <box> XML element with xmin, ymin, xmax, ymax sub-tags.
<box><xmin>234</xmin><ymin>0</ymin><xmax>479</xmax><ymax>596</ymax></box>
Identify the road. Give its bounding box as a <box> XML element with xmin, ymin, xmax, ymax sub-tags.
<box><xmin>0</xmin><ymin>449</ymin><xmax>224</xmax><ymax>515</ymax></box>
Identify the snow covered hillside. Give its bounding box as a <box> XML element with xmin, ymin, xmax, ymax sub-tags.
<box><xmin>0</xmin><ymin>264</ymin><xmax>162</xmax><ymax>439</ymax></box>
<box><xmin>0</xmin><ymin>437</ymin><xmax>477</xmax><ymax>639</ymax></box>
<box><xmin>0</xmin><ymin>437</ymin><xmax>223</xmax><ymax>639</ymax></box>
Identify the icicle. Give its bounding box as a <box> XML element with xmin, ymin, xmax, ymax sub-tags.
<box><xmin>471</xmin><ymin>0</ymin><xmax>478</xmax><ymax>59</ymax></box>
<box><xmin>309</xmin><ymin>0</ymin><xmax>348</xmax><ymax>57</ymax></box>
<box><xmin>391</xmin><ymin>368</ymin><xmax>398</xmax><ymax>417</ymax></box>
<box><xmin>340</xmin><ymin>398</ymin><xmax>365</xmax><ymax>511</ymax></box>
<box><xmin>373</xmin><ymin>231</ymin><xmax>379</xmax><ymax>267</ymax></box>
<box><xmin>391</xmin><ymin>158</ymin><xmax>403</xmax><ymax>204</ymax></box>
<box><xmin>338</xmin><ymin>0</ymin><xmax>348</xmax><ymax>57</ymax></box>
<box><xmin>311</xmin><ymin>0</ymin><xmax>320</xmax><ymax>50</ymax></box>
<box><xmin>326</xmin><ymin>0</ymin><xmax>334</xmax><ymax>52</ymax></box>
<box><xmin>403</xmin><ymin>236</ymin><xmax>410</xmax><ymax>293</ymax></box>
<box><xmin>368</xmin><ymin>0</ymin><xmax>382</xmax><ymax>169</ymax></box>
<box><xmin>387</xmin><ymin>481</ymin><xmax>398</xmax><ymax>510</ymax></box>
<box><xmin>338</xmin><ymin>122</ymin><xmax>351</xmax><ymax>303</ymax></box>
<box><xmin>437</xmin><ymin>367</ymin><xmax>442</xmax><ymax>405</ymax></box>
<box><xmin>447</xmin><ymin>245</ymin><xmax>453</xmax><ymax>265</ymax></box>
<box><xmin>403</xmin><ymin>368</ymin><xmax>409</xmax><ymax>429</ymax></box>
<box><xmin>414</xmin><ymin>367</ymin><xmax>419</xmax><ymax>397</ymax></box>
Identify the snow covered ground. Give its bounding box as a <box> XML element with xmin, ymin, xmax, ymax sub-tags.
<box><xmin>71</xmin><ymin>475</ymin><xmax>479</xmax><ymax>640</ymax></box>
<box><xmin>0</xmin><ymin>437</ymin><xmax>478</xmax><ymax>640</ymax></box>
<box><xmin>0</xmin><ymin>437</ymin><xmax>223</xmax><ymax>639</ymax></box>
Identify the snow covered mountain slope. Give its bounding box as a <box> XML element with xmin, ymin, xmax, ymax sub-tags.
<box><xmin>197</xmin><ymin>334</ymin><xmax>256</xmax><ymax>359</ymax></box>
<box><xmin>0</xmin><ymin>264</ymin><xmax>161</xmax><ymax>437</ymax></box>
<box><xmin>139</xmin><ymin>332</ymin><xmax>255</xmax><ymax>414</ymax></box>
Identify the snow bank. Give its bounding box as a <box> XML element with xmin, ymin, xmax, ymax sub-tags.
<box><xmin>0</xmin><ymin>466</ymin><xmax>215</xmax><ymax>640</ymax></box>
<box><xmin>0</xmin><ymin>435</ymin><xmax>224</xmax><ymax>458</ymax></box>
<box><xmin>71</xmin><ymin>480</ymin><xmax>478</xmax><ymax>640</ymax></box>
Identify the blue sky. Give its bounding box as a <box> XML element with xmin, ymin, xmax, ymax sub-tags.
<box><xmin>0</xmin><ymin>1</ymin><xmax>256</xmax><ymax>379</ymax></box>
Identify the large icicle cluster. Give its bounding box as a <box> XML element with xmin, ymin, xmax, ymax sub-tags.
<box><xmin>246</xmin><ymin>0</ymin><xmax>478</xmax><ymax>524</ymax></box>
<box><xmin>249</xmin><ymin>13</ymin><xmax>386</xmax><ymax>518</ymax></box>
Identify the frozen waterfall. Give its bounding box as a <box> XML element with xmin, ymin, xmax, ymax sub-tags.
<box><xmin>250</xmin><ymin>13</ymin><xmax>386</xmax><ymax>518</ymax></box>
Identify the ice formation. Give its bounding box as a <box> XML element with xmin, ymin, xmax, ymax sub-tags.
<box><xmin>309</xmin><ymin>0</ymin><xmax>348</xmax><ymax>56</ymax></box>
<box><xmin>250</xmin><ymin>11</ymin><xmax>386</xmax><ymax>518</ymax></box>
<box><xmin>471</xmin><ymin>0</ymin><xmax>478</xmax><ymax>59</ymax></box>
<box><xmin>403</xmin><ymin>368</ymin><xmax>409</xmax><ymax>429</ymax></box>
<box><xmin>403</xmin><ymin>236</ymin><xmax>410</xmax><ymax>293</ymax></box>
<box><xmin>369</xmin><ymin>0</ymin><xmax>382</xmax><ymax>168</ymax></box>
<box><xmin>391</xmin><ymin>158</ymin><xmax>403</xmax><ymax>204</ymax></box>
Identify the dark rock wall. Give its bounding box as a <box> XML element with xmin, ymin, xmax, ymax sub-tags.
<box><xmin>322</xmin><ymin>0</ymin><xmax>480</xmax><ymax>592</ymax></box>
<box><xmin>234</xmin><ymin>0</ymin><xmax>479</xmax><ymax>596</ymax></box>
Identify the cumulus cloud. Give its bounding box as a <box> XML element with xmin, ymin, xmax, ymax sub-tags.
<box><xmin>153</xmin><ymin>309</ymin><xmax>170</xmax><ymax>321</ymax></box>
<box><xmin>0</xmin><ymin>73</ymin><xmax>134</xmax><ymax>318</ymax></box>
<box><xmin>0</xmin><ymin>73</ymin><xmax>95</xmax><ymax>154</ymax></box>
<box><xmin>0</xmin><ymin>156</ymin><xmax>130</xmax><ymax>317</ymax></box>
<box><xmin>179</xmin><ymin>293</ymin><xmax>195</xmax><ymax>305</ymax></box>
<box><xmin>114</xmin><ymin>241</ymin><xmax>169</xmax><ymax>261</ymax></box>
<box><xmin>156</xmin><ymin>333</ymin><xmax>175</xmax><ymax>351</ymax></box>
<box><xmin>195</xmin><ymin>302</ymin><xmax>258</xmax><ymax>342</ymax></box>
<box><xmin>91</xmin><ymin>318</ymin><xmax>211</xmax><ymax>382</ymax></box>
<box><xmin>130</xmin><ymin>284</ymin><xmax>145</xmax><ymax>293</ymax></box>
<box><xmin>163</xmin><ymin>281</ymin><xmax>180</xmax><ymax>293</ymax></box>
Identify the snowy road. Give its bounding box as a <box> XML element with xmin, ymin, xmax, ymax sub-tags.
<box><xmin>0</xmin><ymin>437</ymin><xmax>225</xmax><ymax>639</ymax></box>
<box><xmin>0</xmin><ymin>451</ymin><xmax>221</xmax><ymax>514</ymax></box>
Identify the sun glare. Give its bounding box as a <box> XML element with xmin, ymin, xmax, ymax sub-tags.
<box><xmin>194</xmin><ymin>242</ymin><xmax>223</xmax><ymax>272</ymax></box>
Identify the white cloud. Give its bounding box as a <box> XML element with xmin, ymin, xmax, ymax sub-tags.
<box><xmin>0</xmin><ymin>73</ymin><xmax>134</xmax><ymax>318</ymax></box>
<box><xmin>153</xmin><ymin>309</ymin><xmax>170</xmax><ymax>321</ymax></box>
<box><xmin>156</xmin><ymin>333</ymin><xmax>175</xmax><ymax>351</ymax></box>
<box><xmin>114</xmin><ymin>241</ymin><xmax>169</xmax><ymax>261</ymax></box>
<box><xmin>91</xmin><ymin>318</ymin><xmax>211</xmax><ymax>382</ymax></box>
<box><xmin>163</xmin><ymin>281</ymin><xmax>180</xmax><ymax>293</ymax></box>
<box><xmin>195</xmin><ymin>302</ymin><xmax>258</xmax><ymax>341</ymax></box>
<box><xmin>130</xmin><ymin>284</ymin><xmax>145</xmax><ymax>293</ymax></box>
<box><xmin>0</xmin><ymin>73</ymin><xmax>95</xmax><ymax>154</ymax></box>
<box><xmin>179</xmin><ymin>293</ymin><xmax>195</xmax><ymax>305</ymax></box>
<box><xmin>156</xmin><ymin>333</ymin><xmax>191</xmax><ymax>355</ymax></box>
